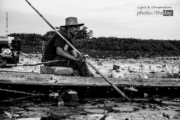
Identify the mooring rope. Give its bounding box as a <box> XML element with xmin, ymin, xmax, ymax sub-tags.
<box><xmin>6</xmin><ymin>60</ymin><xmax>60</xmax><ymax>67</ymax></box>
<box><xmin>0</xmin><ymin>96</ymin><xmax>35</xmax><ymax>103</ymax></box>
<box><xmin>0</xmin><ymin>88</ymin><xmax>45</xmax><ymax>96</ymax></box>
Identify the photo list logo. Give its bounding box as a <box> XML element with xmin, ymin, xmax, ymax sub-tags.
<box><xmin>5</xmin><ymin>12</ymin><xmax>8</xmax><ymax>34</ymax></box>
<box><xmin>136</xmin><ymin>6</ymin><xmax>173</xmax><ymax>17</ymax></box>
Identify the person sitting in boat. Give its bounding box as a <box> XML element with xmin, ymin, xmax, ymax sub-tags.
<box><xmin>42</xmin><ymin>17</ymin><xmax>92</xmax><ymax>76</ymax></box>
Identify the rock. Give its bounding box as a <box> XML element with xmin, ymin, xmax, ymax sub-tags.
<box><xmin>69</xmin><ymin>115</ymin><xmax>87</xmax><ymax>119</ymax></box>
<box><xmin>112</xmin><ymin>70</ymin><xmax>125</xmax><ymax>78</ymax></box>
<box><xmin>112</xmin><ymin>107</ymin><xmax>134</xmax><ymax>112</ymax></box>
<box><xmin>17</xmin><ymin>118</ymin><xmax>41</xmax><ymax>120</ymax></box>
<box><xmin>97</xmin><ymin>61</ymin><xmax>103</xmax><ymax>66</ymax></box>
<box><xmin>80</xmin><ymin>104</ymin><xmax>98</xmax><ymax>109</ymax></box>
<box><xmin>21</xmin><ymin>111</ymin><xmax>46</xmax><ymax>117</ymax></box>
<box><xmin>84</xmin><ymin>108</ymin><xmax>108</xmax><ymax>114</ymax></box>
<box><xmin>161</xmin><ymin>110</ymin><xmax>179</xmax><ymax>117</ymax></box>
<box><xmin>105</xmin><ymin>115</ymin><xmax>127</xmax><ymax>120</ymax></box>
<box><xmin>58</xmin><ymin>89</ymin><xmax>79</xmax><ymax>103</ymax></box>
<box><xmin>27</xmin><ymin>107</ymin><xmax>50</xmax><ymax>112</ymax></box>
<box><xmin>87</xmin><ymin>114</ymin><xmax>104</xmax><ymax>119</ymax></box>
<box><xmin>113</xmin><ymin>65</ymin><xmax>120</xmax><ymax>70</ymax></box>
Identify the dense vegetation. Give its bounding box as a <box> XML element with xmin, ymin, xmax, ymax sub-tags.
<box><xmin>8</xmin><ymin>33</ymin><xmax>180</xmax><ymax>58</ymax></box>
<box><xmin>8</xmin><ymin>33</ymin><xmax>47</xmax><ymax>46</ymax></box>
<box><xmin>73</xmin><ymin>37</ymin><xmax>180</xmax><ymax>57</ymax></box>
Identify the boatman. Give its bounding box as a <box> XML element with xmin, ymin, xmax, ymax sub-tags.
<box><xmin>42</xmin><ymin>17</ymin><xmax>92</xmax><ymax>76</ymax></box>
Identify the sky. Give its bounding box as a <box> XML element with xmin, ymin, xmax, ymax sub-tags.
<box><xmin>0</xmin><ymin>0</ymin><xmax>180</xmax><ymax>40</ymax></box>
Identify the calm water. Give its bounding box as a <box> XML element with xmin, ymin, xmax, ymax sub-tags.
<box><xmin>0</xmin><ymin>92</ymin><xmax>180</xmax><ymax>120</ymax></box>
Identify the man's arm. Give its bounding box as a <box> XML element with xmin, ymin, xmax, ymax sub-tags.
<box><xmin>70</xmin><ymin>50</ymin><xmax>84</xmax><ymax>60</ymax></box>
<box><xmin>56</xmin><ymin>47</ymin><xmax>80</xmax><ymax>61</ymax></box>
<box><xmin>69</xmin><ymin>50</ymin><xmax>78</xmax><ymax>57</ymax></box>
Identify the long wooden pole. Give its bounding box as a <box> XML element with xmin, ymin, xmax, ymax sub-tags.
<box><xmin>87</xmin><ymin>62</ymin><xmax>131</xmax><ymax>101</ymax></box>
<box><xmin>25</xmin><ymin>0</ymin><xmax>81</xmax><ymax>55</ymax></box>
<box><xmin>25</xmin><ymin>0</ymin><xmax>131</xmax><ymax>101</ymax></box>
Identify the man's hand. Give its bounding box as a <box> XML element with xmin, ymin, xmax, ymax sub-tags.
<box><xmin>75</xmin><ymin>53</ymin><xmax>86</xmax><ymax>61</ymax></box>
<box><xmin>75</xmin><ymin>53</ymin><xmax>83</xmax><ymax>61</ymax></box>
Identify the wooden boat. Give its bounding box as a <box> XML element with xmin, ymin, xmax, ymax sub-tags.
<box><xmin>0</xmin><ymin>71</ymin><xmax>180</xmax><ymax>98</ymax></box>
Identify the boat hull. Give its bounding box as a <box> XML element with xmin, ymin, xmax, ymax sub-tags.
<box><xmin>0</xmin><ymin>72</ymin><xmax>180</xmax><ymax>98</ymax></box>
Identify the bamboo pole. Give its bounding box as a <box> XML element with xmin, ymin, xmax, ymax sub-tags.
<box><xmin>87</xmin><ymin>62</ymin><xmax>131</xmax><ymax>101</ymax></box>
<box><xmin>25</xmin><ymin>0</ymin><xmax>131</xmax><ymax>101</ymax></box>
<box><xmin>25</xmin><ymin>0</ymin><xmax>81</xmax><ymax>55</ymax></box>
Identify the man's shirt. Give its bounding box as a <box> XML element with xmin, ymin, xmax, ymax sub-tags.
<box><xmin>42</xmin><ymin>31</ymin><xmax>73</xmax><ymax>60</ymax></box>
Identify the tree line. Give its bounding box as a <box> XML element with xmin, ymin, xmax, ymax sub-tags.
<box><xmin>8</xmin><ymin>33</ymin><xmax>180</xmax><ymax>57</ymax></box>
<box><xmin>8</xmin><ymin>33</ymin><xmax>47</xmax><ymax>46</ymax></box>
<box><xmin>73</xmin><ymin>37</ymin><xmax>180</xmax><ymax>57</ymax></box>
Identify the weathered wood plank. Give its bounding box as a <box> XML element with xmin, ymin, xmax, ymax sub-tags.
<box><xmin>0</xmin><ymin>72</ymin><xmax>180</xmax><ymax>87</ymax></box>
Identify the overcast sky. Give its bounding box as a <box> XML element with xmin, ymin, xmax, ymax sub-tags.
<box><xmin>0</xmin><ymin>0</ymin><xmax>180</xmax><ymax>40</ymax></box>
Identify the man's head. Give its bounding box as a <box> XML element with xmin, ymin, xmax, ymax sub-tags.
<box><xmin>61</xmin><ymin>17</ymin><xmax>84</xmax><ymax>38</ymax></box>
<box><xmin>67</xmin><ymin>26</ymin><xmax>80</xmax><ymax>36</ymax></box>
